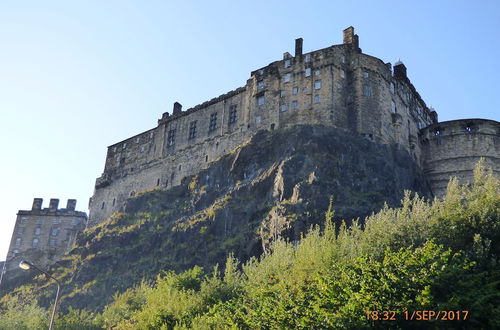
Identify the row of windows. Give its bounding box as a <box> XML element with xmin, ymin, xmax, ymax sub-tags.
<box><xmin>113</xmin><ymin>132</ymin><xmax>155</xmax><ymax>152</ymax></box>
<box><xmin>283</xmin><ymin>53</ymin><xmax>346</xmax><ymax>68</ymax></box>
<box><xmin>166</xmin><ymin>106</ymin><xmax>238</xmax><ymax>147</ymax></box>
<box><xmin>15</xmin><ymin>237</ymin><xmax>60</xmax><ymax>247</ymax></box>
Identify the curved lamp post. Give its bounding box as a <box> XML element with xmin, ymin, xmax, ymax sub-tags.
<box><xmin>19</xmin><ymin>260</ymin><xmax>61</xmax><ymax>330</ymax></box>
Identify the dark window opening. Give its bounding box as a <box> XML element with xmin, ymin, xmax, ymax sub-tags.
<box><xmin>188</xmin><ymin>121</ymin><xmax>197</xmax><ymax>140</ymax></box>
<box><xmin>157</xmin><ymin>178</ymin><xmax>160</xmax><ymax>186</ymax></box>
<box><xmin>229</xmin><ymin>105</ymin><xmax>237</xmax><ymax>125</ymax></box>
<box><xmin>205</xmin><ymin>155</ymin><xmax>208</xmax><ymax>162</ymax></box>
<box><xmin>167</xmin><ymin>129</ymin><xmax>176</xmax><ymax>147</ymax></box>
<box><xmin>179</xmin><ymin>164</ymin><xmax>182</xmax><ymax>171</ymax></box>
<box><xmin>112</xmin><ymin>198</ymin><xmax>116</xmax><ymax>206</ymax></box>
<box><xmin>101</xmin><ymin>202</ymin><xmax>105</xmax><ymax>209</ymax></box>
<box><xmin>209</xmin><ymin>113</ymin><xmax>217</xmax><ymax>132</ymax></box>
<box><xmin>270</xmin><ymin>123</ymin><xmax>275</xmax><ymax>130</ymax></box>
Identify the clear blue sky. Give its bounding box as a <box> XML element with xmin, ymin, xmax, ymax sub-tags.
<box><xmin>1</xmin><ymin>1</ymin><xmax>499</xmax><ymax>260</ymax></box>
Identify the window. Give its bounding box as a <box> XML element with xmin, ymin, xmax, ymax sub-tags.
<box><xmin>341</xmin><ymin>55</ymin><xmax>346</xmax><ymax>63</ymax></box>
<box><xmin>363</xmin><ymin>85</ymin><xmax>372</xmax><ymax>97</ymax></box>
<box><xmin>313</xmin><ymin>95</ymin><xmax>321</xmax><ymax>104</ymax></box>
<box><xmin>284</xmin><ymin>59</ymin><xmax>291</xmax><ymax>68</ymax></box>
<box><xmin>435</xmin><ymin>130</ymin><xmax>441</xmax><ymax>136</ymax></box>
<box><xmin>302</xmin><ymin>87</ymin><xmax>308</xmax><ymax>93</ymax></box>
<box><xmin>257</xmin><ymin>80</ymin><xmax>265</xmax><ymax>89</ymax></box>
<box><xmin>188</xmin><ymin>121</ymin><xmax>197</xmax><ymax>140</ymax></box>
<box><xmin>304</xmin><ymin>54</ymin><xmax>311</xmax><ymax>62</ymax></box>
<box><xmin>314</xmin><ymin>69</ymin><xmax>321</xmax><ymax>76</ymax></box>
<box><xmin>304</xmin><ymin>68</ymin><xmax>311</xmax><ymax>77</ymax></box>
<box><xmin>270</xmin><ymin>123</ymin><xmax>275</xmax><ymax>130</ymax></box>
<box><xmin>17</xmin><ymin>227</ymin><xmax>25</xmax><ymax>235</ymax></box>
<box><xmin>49</xmin><ymin>239</ymin><xmax>57</xmax><ymax>246</ymax></box>
<box><xmin>136</xmin><ymin>137</ymin><xmax>140</xmax><ymax>143</ymax></box>
<box><xmin>21</xmin><ymin>217</ymin><xmax>28</xmax><ymax>224</ymax></box>
<box><xmin>150</xmin><ymin>132</ymin><xmax>154</xmax><ymax>139</ymax></box>
<box><xmin>229</xmin><ymin>105</ymin><xmax>237</xmax><ymax>125</ymax></box>
<box><xmin>122</xmin><ymin>143</ymin><xmax>127</xmax><ymax>149</ymax></box>
<box><xmin>280</xmin><ymin>104</ymin><xmax>288</xmax><ymax>112</ymax></box>
<box><xmin>101</xmin><ymin>201</ymin><xmax>105</xmax><ymax>209</ymax></box>
<box><xmin>53</xmin><ymin>219</ymin><xmax>61</xmax><ymax>225</ymax></box>
<box><xmin>256</xmin><ymin>116</ymin><xmax>262</xmax><ymax>124</ymax></box>
<box><xmin>209</xmin><ymin>113</ymin><xmax>217</xmax><ymax>132</ymax></box>
<box><xmin>36</xmin><ymin>218</ymin><xmax>44</xmax><ymax>225</ymax></box>
<box><xmin>465</xmin><ymin>126</ymin><xmax>472</xmax><ymax>132</ymax></box>
<box><xmin>292</xmin><ymin>86</ymin><xmax>298</xmax><ymax>95</ymax></box>
<box><xmin>140</xmin><ymin>146</ymin><xmax>145</xmax><ymax>153</ymax></box>
<box><xmin>283</xmin><ymin>73</ymin><xmax>291</xmax><ymax>83</ymax></box>
<box><xmin>167</xmin><ymin>129</ymin><xmax>176</xmax><ymax>147</ymax></box>
<box><xmin>32</xmin><ymin>238</ymin><xmax>39</xmax><ymax>247</ymax></box>
<box><xmin>257</xmin><ymin>95</ymin><xmax>265</xmax><ymax>106</ymax></box>
<box><xmin>391</xmin><ymin>101</ymin><xmax>397</xmax><ymax>113</ymax></box>
<box><xmin>157</xmin><ymin>178</ymin><xmax>160</xmax><ymax>186</ymax></box>
<box><xmin>340</xmin><ymin>69</ymin><xmax>346</xmax><ymax>78</ymax></box>
<box><xmin>291</xmin><ymin>100</ymin><xmax>298</xmax><ymax>109</ymax></box>
<box><xmin>51</xmin><ymin>227</ymin><xmax>60</xmax><ymax>237</ymax></box>
<box><xmin>336</xmin><ymin>82</ymin><xmax>342</xmax><ymax>89</ymax></box>
<box><xmin>280</xmin><ymin>90</ymin><xmax>287</xmax><ymax>98</ymax></box>
<box><xmin>363</xmin><ymin>71</ymin><xmax>369</xmax><ymax>78</ymax></box>
<box><xmin>34</xmin><ymin>227</ymin><xmax>41</xmax><ymax>235</ymax></box>
<box><xmin>314</xmin><ymin>80</ymin><xmax>322</xmax><ymax>90</ymax></box>
<box><xmin>15</xmin><ymin>238</ymin><xmax>22</xmax><ymax>246</ymax></box>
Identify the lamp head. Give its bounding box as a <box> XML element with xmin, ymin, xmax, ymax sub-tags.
<box><xmin>19</xmin><ymin>260</ymin><xmax>33</xmax><ymax>270</ymax></box>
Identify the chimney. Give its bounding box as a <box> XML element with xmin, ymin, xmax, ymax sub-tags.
<box><xmin>295</xmin><ymin>38</ymin><xmax>303</xmax><ymax>57</ymax></box>
<box><xmin>49</xmin><ymin>198</ymin><xmax>59</xmax><ymax>211</ymax></box>
<box><xmin>173</xmin><ymin>102</ymin><xmax>182</xmax><ymax>115</ymax></box>
<box><xmin>67</xmin><ymin>199</ymin><xmax>77</xmax><ymax>211</ymax></box>
<box><xmin>32</xmin><ymin>198</ymin><xmax>43</xmax><ymax>211</ymax></box>
<box><xmin>394</xmin><ymin>61</ymin><xmax>407</xmax><ymax>79</ymax></box>
<box><xmin>343</xmin><ymin>26</ymin><xmax>360</xmax><ymax>52</ymax></box>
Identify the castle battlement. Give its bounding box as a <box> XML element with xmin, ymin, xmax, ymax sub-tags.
<box><xmin>87</xmin><ymin>26</ymin><xmax>499</xmax><ymax>225</ymax></box>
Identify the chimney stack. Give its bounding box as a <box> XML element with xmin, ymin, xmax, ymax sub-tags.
<box><xmin>295</xmin><ymin>38</ymin><xmax>303</xmax><ymax>57</ymax></box>
<box><xmin>49</xmin><ymin>198</ymin><xmax>59</xmax><ymax>211</ymax></box>
<box><xmin>343</xmin><ymin>26</ymin><xmax>360</xmax><ymax>52</ymax></box>
<box><xmin>67</xmin><ymin>199</ymin><xmax>77</xmax><ymax>211</ymax></box>
<box><xmin>32</xmin><ymin>198</ymin><xmax>43</xmax><ymax>211</ymax></box>
<box><xmin>393</xmin><ymin>61</ymin><xmax>407</xmax><ymax>79</ymax></box>
<box><xmin>173</xmin><ymin>102</ymin><xmax>182</xmax><ymax>115</ymax></box>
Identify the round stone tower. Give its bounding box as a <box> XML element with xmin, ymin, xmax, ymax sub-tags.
<box><xmin>420</xmin><ymin>119</ymin><xmax>500</xmax><ymax>197</ymax></box>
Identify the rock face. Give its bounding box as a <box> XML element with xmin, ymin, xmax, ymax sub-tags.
<box><xmin>4</xmin><ymin>125</ymin><xmax>431</xmax><ymax>311</ymax></box>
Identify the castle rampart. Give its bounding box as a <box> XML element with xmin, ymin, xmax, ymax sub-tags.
<box><xmin>420</xmin><ymin>119</ymin><xmax>500</xmax><ymax>197</ymax></box>
<box><xmin>89</xmin><ymin>27</ymin><xmax>445</xmax><ymax>225</ymax></box>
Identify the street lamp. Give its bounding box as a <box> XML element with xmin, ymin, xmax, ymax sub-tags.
<box><xmin>19</xmin><ymin>260</ymin><xmax>61</xmax><ymax>330</ymax></box>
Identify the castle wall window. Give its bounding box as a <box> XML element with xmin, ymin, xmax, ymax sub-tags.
<box><xmin>305</xmin><ymin>54</ymin><xmax>311</xmax><ymax>62</ymax></box>
<box><xmin>389</xmin><ymin>82</ymin><xmax>395</xmax><ymax>94</ymax></box>
<box><xmin>188</xmin><ymin>121</ymin><xmax>197</xmax><ymax>140</ymax></box>
<box><xmin>34</xmin><ymin>227</ymin><xmax>41</xmax><ymax>235</ymax></box>
<box><xmin>150</xmin><ymin>132</ymin><xmax>154</xmax><ymax>139</ymax></box>
<box><xmin>363</xmin><ymin>71</ymin><xmax>369</xmax><ymax>78</ymax></box>
<box><xmin>53</xmin><ymin>219</ymin><xmax>61</xmax><ymax>225</ymax></box>
<box><xmin>256</xmin><ymin>116</ymin><xmax>262</xmax><ymax>124</ymax></box>
<box><xmin>336</xmin><ymin>82</ymin><xmax>342</xmax><ymax>89</ymax></box>
<box><xmin>157</xmin><ymin>178</ymin><xmax>160</xmax><ymax>186</ymax></box>
<box><xmin>292</xmin><ymin>86</ymin><xmax>298</xmax><ymax>95</ymax></box>
<box><xmin>314</xmin><ymin>69</ymin><xmax>321</xmax><ymax>76</ymax></box>
<box><xmin>341</xmin><ymin>55</ymin><xmax>346</xmax><ymax>63</ymax></box>
<box><xmin>465</xmin><ymin>126</ymin><xmax>472</xmax><ymax>132</ymax></box>
<box><xmin>140</xmin><ymin>146</ymin><xmax>145</xmax><ymax>153</ymax></box>
<box><xmin>112</xmin><ymin>198</ymin><xmax>115</xmax><ymax>206</ymax></box>
<box><xmin>49</xmin><ymin>239</ymin><xmax>57</xmax><ymax>246</ymax></box>
<box><xmin>291</xmin><ymin>100</ymin><xmax>298</xmax><ymax>109</ymax></box>
<box><xmin>32</xmin><ymin>238</ymin><xmax>39</xmax><ymax>247</ymax></box>
<box><xmin>17</xmin><ymin>226</ymin><xmax>25</xmax><ymax>235</ymax></box>
<box><xmin>167</xmin><ymin>129</ymin><xmax>176</xmax><ymax>147</ymax></box>
<box><xmin>284</xmin><ymin>59</ymin><xmax>291</xmax><ymax>68</ymax></box>
<box><xmin>257</xmin><ymin>80</ymin><xmax>265</xmax><ymax>89</ymax></box>
<box><xmin>229</xmin><ymin>105</ymin><xmax>237</xmax><ymax>125</ymax></box>
<box><xmin>257</xmin><ymin>95</ymin><xmax>265</xmax><ymax>106</ymax></box>
<box><xmin>209</xmin><ymin>113</ymin><xmax>217</xmax><ymax>132</ymax></box>
<box><xmin>363</xmin><ymin>85</ymin><xmax>372</xmax><ymax>97</ymax></box>
<box><xmin>280</xmin><ymin>104</ymin><xmax>288</xmax><ymax>112</ymax></box>
<box><xmin>340</xmin><ymin>69</ymin><xmax>346</xmax><ymax>79</ymax></box>
<box><xmin>391</xmin><ymin>101</ymin><xmax>397</xmax><ymax>113</ymax></box>
<box><xmin>51</xmin><ymin>227</ymin><xmax>60</xmax><ymax>237</ymax></box>
<box><xmin>36</xmin><ymin>219</ymin><xmax>44</xmax><ymax>225</ymax></box>
<box><xmin>101</xmin><ymin>202</ymin><xmax>105</xmax><ymax>209</ymax></box>
<box><xmin>280</xmin><ymin>90</ymin><xmax>287</xmax><ymax>98</ymax></box>
<box><xmin>314</xmin><ymin>95</ymin><xmax>321</xmax><ymax>104</ymax></box>
<box><xmin>123</xmin><ymin>143</ymin><xmax>127</xmax><ymax>149</ymax></box>
<box><xmin>136</xmin><ymin>137</ymin><xmax>140</xmax><ymax>144</ymax></box>
<box><xmin>314</xmin><ymin>80</ymin><xmax>322</xmax><ymax>90</ymax></box>
<box><xmin>15</xmin><ymin>238</ymin><xmax>21</xmax><ymax>246</ymax></box>
<box><xmin>21</xmin><ymin>217</ymin><xmax>28</xmax><ymax>224</ymax></box>
<box><xmin>283</xmin><ymin>73</ymin><xmax>292</xmax><ymax>83</ymax></box>
<box><xmin>305</xmin><ymin>68</ymin><xmax>311</xmax><ymax>77</ymax></box>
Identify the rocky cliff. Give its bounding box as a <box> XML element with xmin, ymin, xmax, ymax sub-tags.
<box><xmin>2</xmin><ymin>125</ymin><xmax>431</xmax><ymax>311</ymax></box>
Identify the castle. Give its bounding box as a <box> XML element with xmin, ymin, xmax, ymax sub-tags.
<box><xmin>88</xmin><ymin>26</ymin><xmax>499</xmax><ymax>225</ymax></box>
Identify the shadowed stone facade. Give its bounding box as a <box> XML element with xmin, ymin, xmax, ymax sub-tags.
<box><xmin>88</xmin><ymin>26</ymin><xmax>499</xmax><ymax>225</ymax></box>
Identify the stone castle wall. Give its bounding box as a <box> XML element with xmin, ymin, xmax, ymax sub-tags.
<box><xmin>88</xmin><ymin>27</ymin><xmax>441</xmax><ymax>225</ymax></box>
<box><xmin>420</xmin><ymin>119</ymin><xmax>500</xmax><ymax>197</ymax></box>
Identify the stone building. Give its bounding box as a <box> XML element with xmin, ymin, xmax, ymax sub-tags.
<box><xmin>4</xmin><ymin>198</ymin><xmax>87</xmax><ymax>273</ymax></box>
<box><xmin>88</xmin><ymin>26</ymin><xmax>499</xmax><ymax>225</ymax></box>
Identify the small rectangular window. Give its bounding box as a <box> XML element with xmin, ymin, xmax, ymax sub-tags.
<box><xmin>167</xmin><ymin>129</ymin><xmax>176</xmax><ymax>147</ymax></box>
<box><xmin>257</xmin><ymin>95</ymin><xmax>265</xmax><ymax>106</ymax></box>
<box><xmin>291</xmin><ymin>100</ymin><xmax>298</xmax><ymax>109</ymax></box>
<box><xmin>304</xmin><ymin>68</ymin><xmax>311</xmax><ymax>77</ymax></box>
<box><xmin>284</xmin><ymin>59</ymin><xmax>291</xmax><ymax>68</ymax></box>
<box><xmin>32</xmin><ymin>238</ymin><xmax>39</xmax><ymax>247</ymax></box>
<box><xmin>136</xmin><ymin>137</ymin><xmax>140</xmax><ymax>143</ymax></box>
<box><xmin>280</xmin><ymin>104</ymin><xmax>288</xmax><ymax>112</ymax></box>
<box><xmin>391</xmin><ymin>100</ymin><xmax>397</xmax><ymax>113</ymax></box>
<box><xmin>341</xmin><ymin>55</ymin><xmax>346</xmax><ymax>63</ymax></box>
<box><xmin>17</xmin><ymin>227</ymin><xmax>25</xmax><ymax>235</ymax></box>
<box><xmin>390</xmin><ymin>82</ymin><xmax>395</xmax><ymax>94</ymax></box>
<box><xmin>304</xmin><ymin>54</ymin><xmax>311</xmax><ymax>62</ymax></box>
<box><xmin>314</xmin><ymin>80</ymin><xmax>322</xmax><ymax>90</ymax></box>
<box><xmin>51</xmin><ymin>227</ymin><xmax>60</xmax><ymax>237</ymax></box>
<box><xmin>314</xmin><ymin>70</ymin><xmax>321</xmax><ymax>76</ymax></box>
<box><xmin>209</xmin><ymin>113</ymin><xmax>217</xmax><ymax>132</ymax></box>
<box><xmin>34</xmin><ymin>227</ymin><xmax>41</xmax><ymax>235</ymax></box>
<box><xmin>314</xmin><ymin>95</ymin><xmax>321</xmax><ymax>104</ymax></box>
<box><xmin>140</xmin><ymin>146</ymin><xmax>145</xmax><ymax>153</ymax></box>
<box><xmin>363</xmin><ymin>71</ymin><xmax>369</xmax><ymax>78</ymax></box>
<box><xmin>257</xmin><ymin>81</ymin><xmax>265</xmax><ymax>89</ymax></box>
<box><xmin>363</xmin><ymin>85</ymin><xmax>372</xmax><ymax>97</ymax></box>
<box><xmin>15</xmin><ymin>238</ymin><xmax>22</xmax><ymax>246</ymax></box>
<box><xmin>188</xmin><ymin>121</ymin><xmax>197</xmax><ymax>140</ymax></box>
<box><xmin>122</xmin><ymin>143</ymin><xmax>127</xmax><ymax>149</ymax></box>
<box><xmin>256</xmin><ymin>116</ymin><xmax>262</xmax><ymax>124</ymax></box>
<box><xmin>49</xmin><ymin>239</ymin><xmax>57</xmax><ymax>247</ymax></box>
<box><xmin>36</xmin><ymin>219</ymin><xmax>44</xmax><ymax>225</ymax></box>
<box><xmin>53</xmin><ymin>219</ymin><xmax>61</xmax><ymax>225</ymax></box>
<box><xmin>228</xmin><ymin>105</ymin><xmax>237</xmax><ymax>125</ymax></box>
<box><xmin>283</xmin><ymin>73</ymin><xmax>292</xmax><ymax>83</ymax></box>
<box><xmin>340</xmin><ymin>70</ymin><xmax>345</xmax><ymax>79</ymax></box>
<box><xmin>280</xmin><ymin>90</ymin><xmax>287</xmax><ymax>98</ymax></box>
<box><xmin>336</xmin><ymin>82</ymin><xmax>342</xmax><ymax>89</ymax></box>
<box><xmin>292</xmin><ymin>86</ymin><xmax>298</xmax><ymax>95</ymax></box>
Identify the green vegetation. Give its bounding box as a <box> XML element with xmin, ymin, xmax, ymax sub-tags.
<box><xmin>1</xmin><ymin>163</ymin><xmax>498</xmax><ymax>329</ymax></box>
